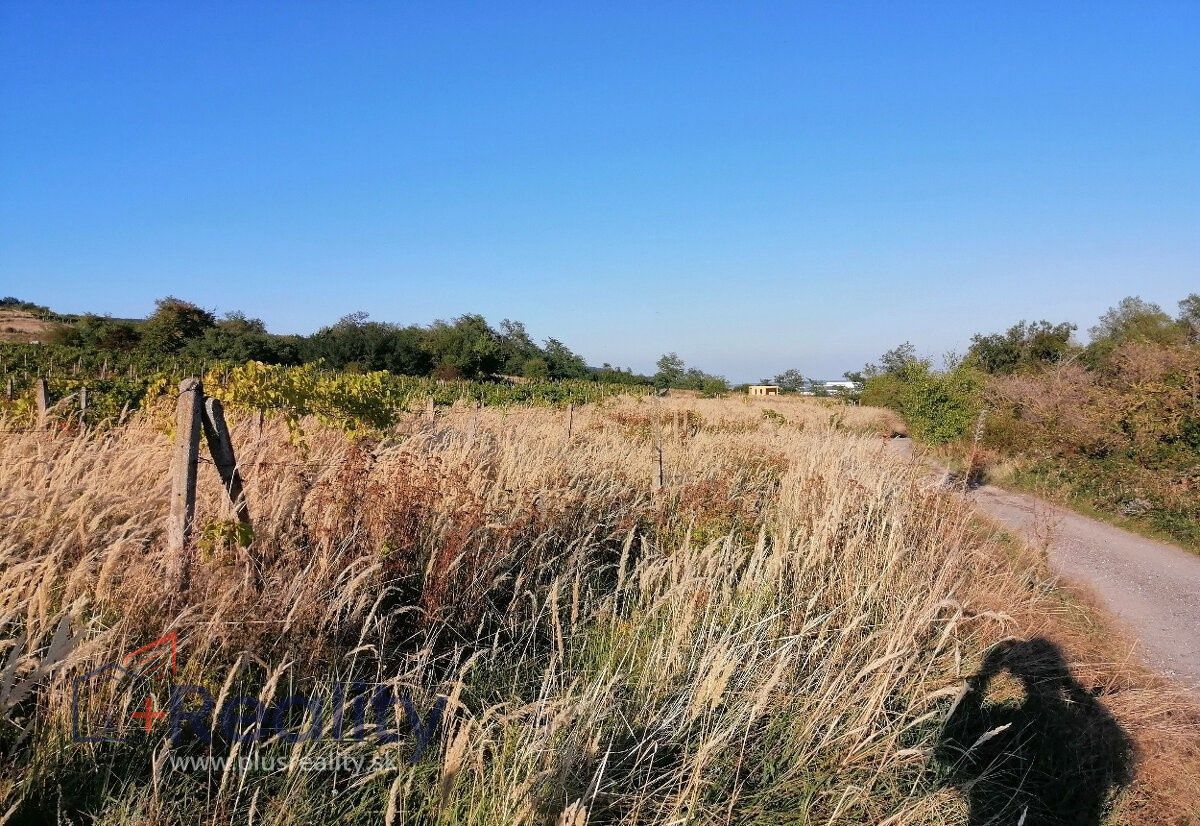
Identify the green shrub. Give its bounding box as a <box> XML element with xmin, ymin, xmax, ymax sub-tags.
<box><xmin>897</xmin><ymin>363</ymin><xmax>983</xmax><ymax>444</ymax></box>
<box><xmin>862</xmin><ymin>364</ymin><xmax>982</xmax><ymax>444</ymax></box>
<box><xmin>860</xmin><ymin>374</ymin><xmax>906</xmax><ymax>410</ymax></box>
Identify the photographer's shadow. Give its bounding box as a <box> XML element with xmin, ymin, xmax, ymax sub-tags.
<box><xmin>936</xmin><ymin>638</ymin><xmax>1134</xmax><ymax>825</ymax></box>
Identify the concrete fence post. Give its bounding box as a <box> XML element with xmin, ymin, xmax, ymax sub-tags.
<box><xmin>201</xmin><ymin>397</ymin><xmax>251</xmax><ymax>527</ymax></box>
<box><xmin>166</xmin><ymin>378</ymin><xmax>204</xmax><ymax>593</ymax></box>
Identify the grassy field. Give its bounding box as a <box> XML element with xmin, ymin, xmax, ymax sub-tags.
<box><xmin>1</xmin><ymin>394</ymin><xmax>1197</xmax><ymax>824</ymax></box>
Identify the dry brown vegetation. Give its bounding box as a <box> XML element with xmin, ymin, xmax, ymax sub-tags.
<box><xmin>985</xmin><ymin>341</ymin><xmax>1200</xmax><ymax>548</ymax></box>
<box><xmin>0</xmin><ymin>394</ymin><xmax>1196</xmax><ymax>824</ymax></box>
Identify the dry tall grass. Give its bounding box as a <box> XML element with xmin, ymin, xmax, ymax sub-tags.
<box><xmin>0</xmin><ymin>394</ymin><xmax>1196</xmax><ymax>824</ymax></box>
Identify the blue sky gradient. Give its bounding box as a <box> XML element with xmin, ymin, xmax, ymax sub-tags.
<box><xmin>2</xmin><ymin>2</ymin><xmax>1197</xmax><ymax>380</ymax></box>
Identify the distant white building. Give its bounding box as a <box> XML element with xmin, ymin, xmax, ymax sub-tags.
<box><xmin>799</xmin><ymin>380</ymin><xmax>860</xmax><ymax>396</ymax></box>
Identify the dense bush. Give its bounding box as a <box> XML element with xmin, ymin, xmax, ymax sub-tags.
<box><xmin>862</xmin><ymin>363</ymin><xmax>981</xmax><ymax>444</ymax></box>
<box><xmin>897</xmin><ymin>363</ymin><xmax>984</xmax><ymax>444</ymax></box>
<box><xmin>987</xmin><ymin>340</ymin><xmax>1200</xmax><ymax>546</ymax></box>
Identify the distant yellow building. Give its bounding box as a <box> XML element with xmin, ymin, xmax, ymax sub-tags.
<box><xmin>748</xmin><ymin>385</ymin><xmax>779</xmax><ymax>396</ymax></box>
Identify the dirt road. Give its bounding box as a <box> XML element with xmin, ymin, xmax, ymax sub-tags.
<box><xmin>889</xmin><ymin>437</ymin><xmax>1200</xmax><ymax>693</ymax></box>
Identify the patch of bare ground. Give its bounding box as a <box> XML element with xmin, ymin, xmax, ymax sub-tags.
<box><xmin>0</xmin><ymin>310</ymin><xmax>59</xmax><ymax>342</ymax></box>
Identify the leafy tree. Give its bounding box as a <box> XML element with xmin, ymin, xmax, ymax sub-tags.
<box><xmin>497</xmin><ymin>319</ymin><xmax>541</xmax><ymax>375</ymax></box>
<box><xmin>52</xmin><ymin>314</ymin><xmax>141</xmax><ymax>351</ymax></box>
<box><xmin>425</xmin><ymin>314</ymin><xmax>502</xmax><ymax>378</ymax></box>
<box><xmin>698</xmin><ymin>376</ymin><xmax>729</xmax><ymax>396</ymax></box>
<box><xmin>860</xmin><ymin>345</ymin><xmax>930</xmax><ymax>410</ymax></box>
<box><xmin>966</xmin><ymin>320</ymin><xmax>1076</xmax><ymax>374</ymax></box>
<box><xmin>303</xmin><ymin>313</ymin><xmax>431</xmax><ymax>375</ymax></box>
<box><xmin>542</xmin><ymin>338</ymin><xmax>589</xmax><ymax>379</ymax></box>
<box><xmin>0</xmin><ymin>297</ymin><xmax>53</xmax><ymax>316</ymax></box>
<box><xmin>654</xmin><ymin>353</ymin><xmax>686</xmax><ymax>389</ymax></box>
<box><xmin>1090</xmin><ymin>297</ymin><xmax>1181</xmax><ymax>345</ymax></box>
<box><xmin>184</xmin><ymin>326</ymin><xmax>302</xmax><ymax>365</ymax></box>
<box><xmin>218</xmin><ymin>311</ymin><xmax>268</xmax><ymax>335</ymax></box>
<box><xmin>140</xmin><ymin>297</ymin><xmax>216</xmax><ymax>353</ymax></box>
<box><xmin>1086</xmin><ymin>296</ymin><xmax>1186</xmax><ymax>367</ymax></box>
<box><xmin>864</xmin><ymin>343</ymin><xmax>919</xmax><ymax>378</ymax></box>
<box><xmin>772</xmin><ymin>368</ymin><xmax>805</xmax><ymax>392</ymax></box>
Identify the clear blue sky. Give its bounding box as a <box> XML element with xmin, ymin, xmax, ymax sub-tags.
<box><xmin>2</xmin><ymin>2</ymin><xmax>1197</xmax><ymax>381</ymax></box>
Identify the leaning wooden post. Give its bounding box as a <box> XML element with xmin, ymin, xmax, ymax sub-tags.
<box><xmin>35</xmin><ymin>379</ymin><xmax>49</xmax><ymax>429</ymax></box>
<box><xmin>166</xmin><ymin>378</ymin><xmax>204</xmax><ymax>593</ymax></box>
<box><xmin>200</xmin><ymin>397</ymin><xmax>251</xmax><ymax>527</ymax></box>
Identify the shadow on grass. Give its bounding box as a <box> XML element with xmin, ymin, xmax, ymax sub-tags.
<box><xmin>937</xmin><ymin>638</ymin><xmax>1134</xmax><ymax>825</ymax></box>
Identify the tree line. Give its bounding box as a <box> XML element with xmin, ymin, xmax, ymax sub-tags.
<box><xmin>3</xmin><ymin>296</ymin><xmax>733</xmax><ymax>392</ymax></box>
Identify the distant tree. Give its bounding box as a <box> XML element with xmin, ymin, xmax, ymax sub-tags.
<box><xmin>1090</xmin><ymin>297</ymin><xmax>1181</xmax><ymax>345</ymax></box>
<box><xmin>698</xmin><ymin>376</ymin><xmax>729</xmax><ymax>396</ymax></box>
<box><xmin>1086</xmin><ymin>296</ymin><xmax>1185</xmax><ymax>367</ymax></box>
<box><xmin>303</xmin><ymin>313</ymin><xmax>431</xmax><ymax>374</ymax></box>
<box><xmin>497</xmin><ymin>319</ymin><xmax>540</xmax><ymax>375</ymax></box>
<box><xmin>184</xmin><ymin>325</ymin><xmax>301</xmax><ymax>365</ymax></box>
<box><xmin>425</xmin><ymin>314</ymin><xmax>502</xmax><ymax>378</ymax></box>
<box><xmin>52</xmin><ymin>314</ymin><xmax>141</xmax><ymax>351</ymax></box>
<box><xmin>654</xmin><ymin>353</ymin><xmax>686</xmax><ymax>389</ymax></box>
<box><xmin>966</xmin><ymin>320</ymin><xmax>1076</xmax><ymax>374</ymax></box>
<box><xmin>772</xmin><ymin>368</ymin><xmax>805</xmax><ymax>393</ymax></box>
<box><xmin>0</xmin><ymin>297</ymin><xmax>53</xmax><ymax>316</ymax></box>
<box><xmin>542</xmin><ymin>338</ymin><xmax>589</xmax><ymax>379</ymax></box>
<box><xmin>1178</xmin><ymin>293</ymin><xmax>1200</xmax><ymax>343</ymax></box>
<box><xmin>592</xmin><ymin>364</ymin><xmax>652</xmax><ymax>385</ymax></box>
<box><xmin>140</xmin><ymin>297</ymin><xmax>216</xmax><ymax>353</ymax></box>
<box><xmin>218</xmin><ymin>311</ymin><xmax>268</xmax><ymax>335</ymax></box>
<box><xmin>860</xmin><ymin>344</ymin><xmax>930</xmax><ymax>410</ymax></box>
<box><xmin>863</xmin><ymin>343</ymin><xmax>920</xmax><ymax>378</ymax></box>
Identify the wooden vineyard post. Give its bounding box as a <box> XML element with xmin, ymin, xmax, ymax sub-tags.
<box><xmin>566</xmin><ymin>403</ymin><xmax>574</xmax><ymax>440</ymax></box>
<box><xmin>653</xmin><ymin>412</ymin><xmax>665</xmax><ymax>491</ymax></box>
<box><xmin>166</xmin><ymin>378</ymin><xmax>204</xmax><ymax>594</ymax></box>
<box><xmin>35</xmin><ymin>379</ymin><xmax>49</xmax><ymax>429</ymax></box>
<box><xmin>78</xmin><ymin>385</ymin><xmax>88</xmax><ymax>428</ymax></box>
<box><xmin>426</xmin><ymin>395</ymin><xmax>436</xmax><ymax>421</ymax></box>
<box><xmin>200</xmin><ymin>397</ymin><xmax>252</xmax><ymax>527</ymax></box>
